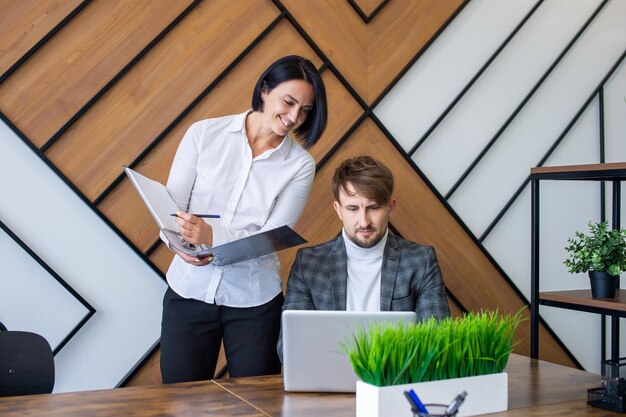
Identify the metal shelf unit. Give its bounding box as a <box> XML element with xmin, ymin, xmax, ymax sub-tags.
<box><xmin>530</xmin><ymin>162</ymin><xmax>626</xmax><ymax>361</ymax></box>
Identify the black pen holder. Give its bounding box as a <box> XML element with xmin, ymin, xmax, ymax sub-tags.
<box><xmin>587</xmin><ymin>357</ymin><xmax>626</xmax><ymax>413</ymax></box>
<box><xmin>413</xmin><ymin>404</ymin><xmax>457</xmax><ymax>417</ymax></box>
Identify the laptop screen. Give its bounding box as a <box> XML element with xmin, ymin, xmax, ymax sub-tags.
<box><xmin>282</xmin><ymin>310</ymin><xmax>417</xmax><ymax>392</ymax></box>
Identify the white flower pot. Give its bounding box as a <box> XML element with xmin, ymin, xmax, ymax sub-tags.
<box><xmin>356</xmin><ymin>372</ymin><xmax>507</xmax><ymax>417</ymax></box>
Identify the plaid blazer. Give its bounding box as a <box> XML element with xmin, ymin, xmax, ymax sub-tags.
<box><xmin>277</xmin><ymin>232</ymin><xmax>450</xmax><ymax>361</ymax></box>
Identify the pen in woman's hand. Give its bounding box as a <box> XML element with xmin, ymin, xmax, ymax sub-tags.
<box><xmin>170</xmin><ymin>213</ymin><xmax>220</xmax><ymax>219</ymax></box>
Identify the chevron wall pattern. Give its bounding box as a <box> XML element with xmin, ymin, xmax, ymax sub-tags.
<box><xmin>1</xmin><ymin>0</ymin><xmax>625</xmax><ymax>390</ymax></box>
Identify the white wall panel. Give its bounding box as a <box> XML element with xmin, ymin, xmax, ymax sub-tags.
<box><xmin>377</xmin><ymin>0</ymin><xmax>625</xmax><ymax>372</ymax></box>
<box><xmin>413</xmin><ymin>0</ymin><xmax>601</xmax><ymax>196</ymax></box>
<box><xmin>449</xmin><ymin>0</ymin><xmax>626</xmax><ymax>237</ymax></box>
<box><xmin>482</xmin><ymin>100</ymin><xmax>607</xmax><ymax>371</ymax></box>
<box><xmin>0</xmin><ymin>227</ymin><xmax>90</xmax><ymax>351</ymax></box>
<box><xmin>374</xmin><ymin>0</ymin><xmax>538</xmax><ymax>153</ymax></box>
<box><xmin>604</xmin><ymin>59</ymin><xmax>626</xmax><ymax>163</ymax></box>
<box><xmin>0</xmin><ymin>120</ymin><xmax>166</xmax><ymax>392</ymax></box>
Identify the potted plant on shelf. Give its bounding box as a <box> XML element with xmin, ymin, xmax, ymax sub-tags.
<box><xmin>343</xmin><ymin>310</ymin><xmax>523</xmax><ymax>417</ymax></box>
<box><xmin>564</xmin><ymin>221</ymin><xmax>626</xmax><ymax>298</ymax></box>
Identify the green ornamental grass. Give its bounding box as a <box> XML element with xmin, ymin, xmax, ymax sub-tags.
<box><xmin>343</xmin><ymin>310</ymin><xmax>523</xmax><ymax>387</ymax></box>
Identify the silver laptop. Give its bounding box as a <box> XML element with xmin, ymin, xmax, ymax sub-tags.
<box><xmin>282</xmin><ymin>310</ymin><xmax>417</xmax><ymax>392</ymax></box>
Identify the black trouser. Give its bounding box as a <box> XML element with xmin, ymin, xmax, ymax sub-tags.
<box><xmin>160</xmin><ymin>287</ymin><xmax>283</xmax><ymax>383</ymax></box>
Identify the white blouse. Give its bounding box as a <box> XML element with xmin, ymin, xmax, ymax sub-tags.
<box><xmin>164</xmin><ymin>111</ymin><xmax>315</xmax><ymax>307</ymax></box>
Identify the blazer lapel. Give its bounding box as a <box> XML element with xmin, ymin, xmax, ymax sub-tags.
<box><xmin>380</xmin><ymin>233</ymin><xmax>400</xmax><ymax>311</ymax></box>
<box><xmin>329</xmin><ymin>235</ymin><xmax>348</xmax><ymax>310</ymax></box>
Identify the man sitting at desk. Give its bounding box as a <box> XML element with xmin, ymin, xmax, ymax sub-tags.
<box><xmin>278</xmin><ymin>155</ymin><xmax>450</xmax><ymax>359</ymax></box>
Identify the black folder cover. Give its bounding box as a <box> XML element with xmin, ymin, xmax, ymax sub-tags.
<box><xmin>162</xmin><ymin>226</ymin><xmax>306</xmax><ymax>266</ymax></box>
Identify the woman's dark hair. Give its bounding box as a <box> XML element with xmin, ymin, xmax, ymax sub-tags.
<box><xmin>252</xmin><ymin>55</ymin><xmax>327</xmax><ymax>149</ymax></box>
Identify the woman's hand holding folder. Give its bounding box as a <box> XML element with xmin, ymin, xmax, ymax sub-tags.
<box><xmin>172</xmin><ymin>211</ymin><xmax>215</xmax><ymax>266</ymax></box>
<box><xmin>172</xmin><ymin>247</ymin><xmax>214</xmax><ymax>266</ymax></box>
<box><xmin>173</xmin><ymin>211</ymin><xmax>214</xmax><ymax>247</ymax></box>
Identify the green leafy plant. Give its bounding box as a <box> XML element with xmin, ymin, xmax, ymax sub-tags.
<box><xmin>342</xmin><ymin>310</ymin><xmax>523</xmax><ymax>387</ymax></box>
<box><xmin>564</xmin><ymin>221</ymin><xmax>626</xmax><ymax>277</ymax></box>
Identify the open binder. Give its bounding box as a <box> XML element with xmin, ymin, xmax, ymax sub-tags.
<box><xmin>123</xmin><ymin>166</ymin><xmax>307</xmax><ymax>266</ymax></box>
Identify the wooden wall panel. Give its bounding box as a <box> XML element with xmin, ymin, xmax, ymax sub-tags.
<box><xmin>149</xmin><ymin>243</ymin><xmax>175</xmax><ymax>274</ymax></box>
<box><xmin>125</xmin><ymin>344</ymin><xmax>227</xmax><ymax>387</ymax></box>
<box><xmin>124</xmin><ymin>345</ymin><xmax>228</xmax><ymax>387</ymax></box>
<box><xmin>367</xmin><ymin>0</ymin><xmax>464</xmax><ymax>102</ymax></box>
<box><xmin>0</xmin><ymin>0</ymin><xmax>193</xmax><ymax>147</ymax></box>
<box><xmin>312</xmin><ymin>71</ymin><xmax>364</xmax><ymax>162</ymax></box>
<box><xmin>99</xmin><ymin>179</ymin><xmax>161</xmax><ymax>253</ymax></box>
<box><xmin>0</xmin><ymin>0</ymin><xmax>81</xmax><ymax>77</ymax></box>
<box><xmin>282</xmin><ymin>0</ymin><xmax>367</xmax><ymax>98</ymax></box>
<box><xmin>0</xmin><ymin>0</ymin><xmax>579</xmax><ymax>387</ymax></box>
<box><xmin>352</xmin><ymin>0</ymin><xmax>386</xmax><ymax>17</ymax></box>
<box><xmin>277</xmin><ymin>185</ymin><xmax>340</xmax><ymax>286</ymax></box>
<box><xmin>45</xmin><ymin>0</ymin><xmax>279</xmax><ymax>201</ymax></box>
<box><xmin>98</xmin><ymin>19</ymin><xmax>324</xmax><ymax>252</ymax></box>
<box><xmin>449</xmin><ymin>302</ymin><xmax>463</xmax><ymax>318</ymax></box>
<box><xmin>282</xmin><ymin>0</ymin><xmax>464</xmax><ymax>103</ymax></box>
<box><xmin>125</xmin><ymin>350</ymin><xmax>162</xmax><ymax>387</ymax></box>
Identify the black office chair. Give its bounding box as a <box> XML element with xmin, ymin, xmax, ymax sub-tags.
<box><xmin>0</xmin><ymin>322</ymin><xmax>55</xmax><ymax>397</ymax></box>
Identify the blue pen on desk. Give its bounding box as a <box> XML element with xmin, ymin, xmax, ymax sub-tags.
<box><xmin>405</xmin><ymin>389</ymin><xmax>428</xmax><ymax>414</ymax></box>
<box><xmin>170</xmin><ymin>213</ymin><xmax>221</xmax><ymax>219</ymax></box>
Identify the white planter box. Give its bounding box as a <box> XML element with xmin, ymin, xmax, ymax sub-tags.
<box><xmin>356</xmin><ymin>372</ymin><xmax>507</xmax><ymax>417</ymax></box>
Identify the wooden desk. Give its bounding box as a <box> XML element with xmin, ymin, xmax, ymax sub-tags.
<box><xmin>215</xmin><ymin>354</ymin><xmax>611</xmax><ymax>417</ymax></box>
<box><xmin>215</xmin><ymin>375</ymin><xmax>355</xmax><ymax>417</ymax></box>
<box><xmin>0</xmin><ymin>379</ymin><xmax>265</xmax><ymax>417</ymax></box>
<box><xmin>0</xmin><ymin>354</ymin><xmax>615</xmax><ymax>416</ymax></box>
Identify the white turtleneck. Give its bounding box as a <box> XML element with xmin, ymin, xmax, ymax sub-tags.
<box><xmin>343</xmin><ymin>228</ymin><xmax>388</xmax><ymax>312</ymax></box>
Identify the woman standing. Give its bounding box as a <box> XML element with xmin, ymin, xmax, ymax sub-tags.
<box><xmin>160</xmin><ymin>55</ymin><xmax>327</xmax><ymax>383</ymax></box>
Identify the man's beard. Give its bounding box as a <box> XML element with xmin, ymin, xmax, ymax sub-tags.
<box><xmin>346</xmin><ymin>227</ymin><xmax>385</xmax><ymax>249</ymax></box>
